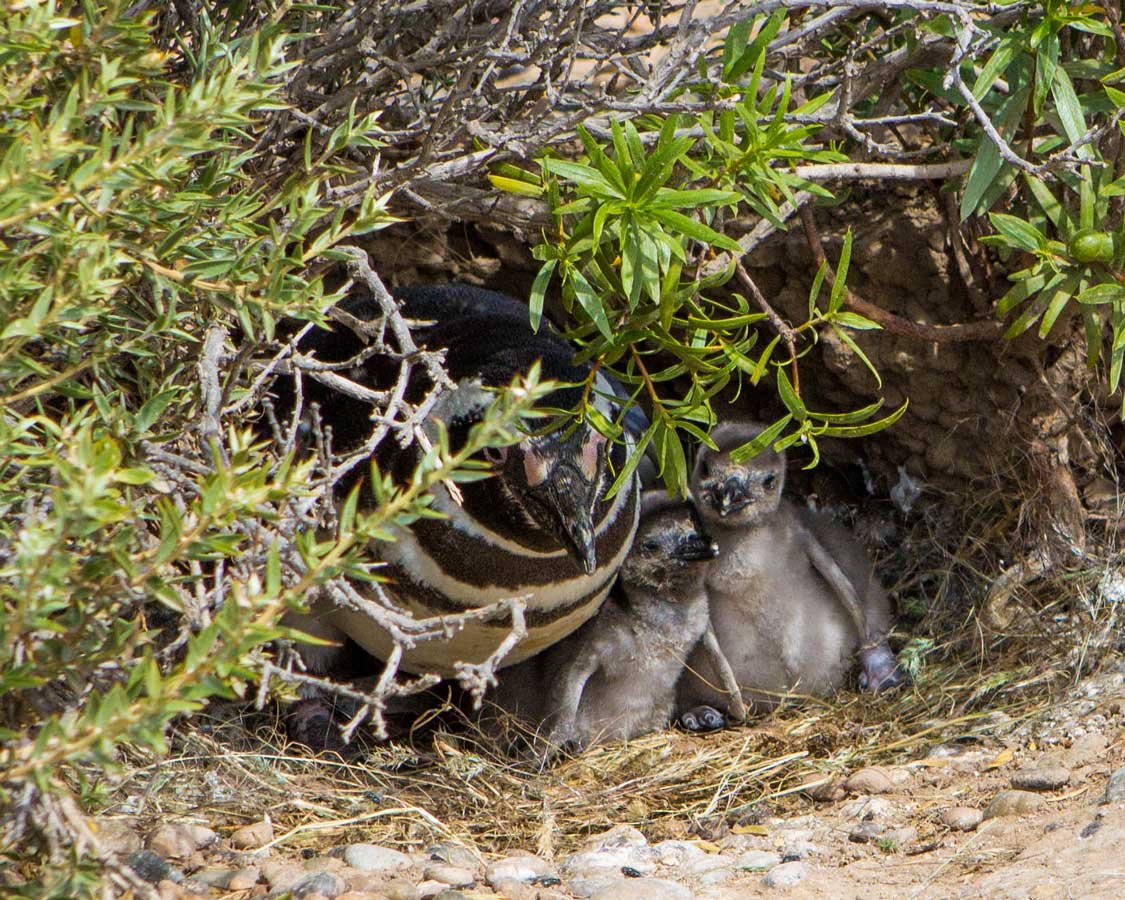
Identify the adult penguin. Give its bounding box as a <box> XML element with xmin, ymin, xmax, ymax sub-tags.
<box><xmin>279</xmin><ymin>283</ymin><xmax>641</xmax><ymax>677</ymax></box>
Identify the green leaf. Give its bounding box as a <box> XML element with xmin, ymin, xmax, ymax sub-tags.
<box><xmin>1051</xmin><ymin>66</ymin><xmax>1089</xmax><ymax>153</ymax></box>
<box><xmin>568</xmin><ymin>267</ymin><xmax>612</xmax><ymax>340</ymax></box>
<box><xmin>135</xmin><ymin>388</ymin><xmax>180</xmax><ymax>433</ymax></box>
<box><xmin>541</xmin><ymin>159</ymin><xmax>624</xmax><ymax>199</ymax></box>
<box><xmin>833</xmin><ymin>311</ymin><xmax>882</xmax><ymax>331</ymax></box>
<box><xmin>648</xmin><ymin>208</ymin><xmax>741</xmax><ymax>252</ymax></box>
<box><xmin>487</xmin><ymin>174</ymin><xmax>544</xmax><ymax>198</ymax></box>
<box><xmin>528</xmin><ymin>260</ymin><xmax>556</xmax><ymax>332</ymax></box>
<box><xmin>830</xmin><ymin>325</ymin><xmax>882</xmax><ymax>388</ymax></box>
<box><xmin>820</xmin><ymin>400</ymin><xmax>909</xmax><ymax>437</ymax></box>
<box><xmin>961</xmin><ymin>86</ymin><xmax>1030</xmax><ymax>219</ymax></box>
<box><xmin>828</xmin><ymin>230</ymin><xmax>853</xmax><ymax>312</ymax></box>
<box><xmin>988</xmin><ymin>212</ymin><xmax>1045</xmax><ymax>253</ymax></box>
<box><xmin>775</xmin><ymin>366</ymin><xmax>807</xmax><ymax>421</ymax></box>
<box><xmin>114</xmin><ymin>467</ymin><xmax>155</xmax><ymax>485</ymax></box>
<box><xmin>1078</xmin><ymin>283</ymin><xmax>1125</xmax><ymax>305</ymax></box>
<box><xmin>1037</xmin><ymin>273</ymin><xmax>1081</xmax><ymax>338</ymax></box>
<box><xmin>605</xmin><ymin>424</ymin><xmax>654</xmax><ymax>500</ymax></box>
<box><xmin>730</xmin><ymin>414</ymin><xmax>792</xmax><ymax>463</ymax></box>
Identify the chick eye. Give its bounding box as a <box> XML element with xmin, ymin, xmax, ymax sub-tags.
<box><xmin>483</xmin><ymin>446</ymin><xmax>508</xmax><ymax>465</ymax></box>
<box><xmin>763</xmin><ymin>473</ymin><xmax>777</xmax><ymax>489</ymax></box>
<box><xmin>641</xmin><ymin>539</ymin><xmax>660</xmax><ymax>552</ymax></box>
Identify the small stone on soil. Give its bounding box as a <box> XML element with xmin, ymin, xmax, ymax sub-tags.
<box><xmin>486</xmin><ymin>855</ymin><xmax>552</xmax><ymax>885</ymax></box>
<box><xmin>845</xmin><ymin>767</ymin><xmax>893</xmax><ymax>795</ymax></box>
<box><xmin>146</xmin><ymin>823</ymin><xmax>218</xmax><ymax>859</ymax></box>
<box><xmin>940</xmin><ymin>807</ymin><xmax>983</xmax><ymax>831</ymax></box>
<box><xmin>127</xmin><ymin>849</ymin><xmax>179</xmax><ymax>884</ymax></box>
<box><xmin>422</xmin><ymin>864</ymin><xmax>475</xmax><ymax>888</ymax></box>
<box><xmin>231</xmin><ymin>817</ymin><xmax>273</xmax><ymax>850</ymax></box>
<box><xmin>343</xmin><ymin>844</ymin><xmax>414</xmax><ymax>872</ymax></box>
<box><xmin>589</xmin><ymin>876</ymin><xmax>692</xmax><ymax>900</ymax></box>
<box><xmin>762</xmin><ymin>860</ymin><xmax>807</xmax><ymax>888</ymax></box>
<box><xmin>1103</xmin><ymin>766</ymin><xmax>1125</xmax><ymax>804</ymax></box>
<box><xmin>734</xmin><ymin>850</ymin><xmax>780</xmax><ymax>871</ymax></box>
<box><xmin>984</xmin><ymin>790</ymin><xmax>1046</xmax><ymax>818</ymax></box>
<box><xmin>1011</xmin><ymin>766</ymin><xmax>1071</xmax><ymax>791</ymax></box>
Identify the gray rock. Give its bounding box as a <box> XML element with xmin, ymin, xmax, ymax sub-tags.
<box><xmin>582</xmin><ymin>824</ymin><xmax>648</xmax><ymax>851</ymax></box>
<box><xmin>561</xmin><ymin>848</ymin><xmax>657</xmax><ymax>878</ymax></box>
<box><xmin>425</xmin><ymin>843</ymin><xmax>480</xmax><ymax>870</ymax></box>
<box><xmin>1011</xmin><ymin>766</ymin><xmax>1070</xmax><ymax>791</ymax></box>
<box><xmin>260</xmin><ymin>860</ymin><xmax>305</xmax><ymax>890</ymax></box>
<box><xmin>343</xmin><ymin>843</ymin><xmax>414</xmax><ymax>872</ymax></box>
<box><xmin>228</xmin><ymin>867</ymin><xmax>260</xmax><ymax>891</ymax></box>
<box><xmin>189</xmin><ymin>867</ymin><xmax>240</xmax><ymax>888</ymax></box>
<box><xmin>845</xmin><ymin>767</ymin><xmax>893</xmax><ymax>795</ymax></box>
<box><xmin>734</xmin><ymin>850</ymin><xmax>780</xmax><ymax>872</ymax></box>
<box><xmin>146</xmin><ymin>823</ymin><xmax>218</xmax><ymax>859</ymax></box>
<box><xmin>763</xmin><ymin>861</ymin><xmax>807</xmax><ymax>888</ymax></box>
<box><xmin>589</xmin><ymin>877</ymin><xmax>692</xmax><ymax>900</ymax></box>
<box><xmin>650</xmin><ymin>840</ymin><xmax>707</xmax><ymax>867</ymax></box>
<box><xmin>127</xmin><ymin>850</ymin><xmax>180</xmax><ymax>884</ymax></box>
<box><xmin>485</xmin><ymin>854</ymin><xmax>552</xmax><ymax>885</ymax></box>
<box><xmin>92</xmin><ymin>817</ymin><xmax>143</xmax><ymax>857</ymax></box>
<box><xmin>939</xmin><ymin>807</ymin><xmax>983</xmax><ymax>831</ymax></box>
<box><xmin>423</xmin><ymin>864</ymin><xmax>475</xmax><ymax>888</ymax></box>
<box><xmin>780</xmin><ymin>839</ymin><xmax>820</xmax><ymax>860</ymax></box>
<box><xmin>290</xmin><ymin>870</ymin><xmax>345</xmax><ymax>899</ymax></box>
<box><xmin>984</xmin><ymin>790</ymin><xmax>1045</xmax><ymax>819</ymax></box>
<box><xmin>231</xmin><ymin>818</ymin><xmax>273</xmax><ymax>849</ymax></box>
<box><xmin>848</xmin><ymin>822</ymin><xmax>884</xmax><ymax>844</ymax></box>
<box><xmin>567</xmin><ymin>874</ymin><xmax>626</xmax><ymax>899</ymax></box>
<box><xmin>1103</xmin><ymin>765</ymin><xmax>1125</xmax><ymax>804</ymax></box>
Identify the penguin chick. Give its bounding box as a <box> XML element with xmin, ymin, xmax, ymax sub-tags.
<box><xmin>677</xmin><ymin>420</ymin><xmax>904</xmax><ymax>718</ymax></box>
<box><xmin>491</xmin><ymin>492</ymin><xmax>718</xmax><ymax>753</ymax></box>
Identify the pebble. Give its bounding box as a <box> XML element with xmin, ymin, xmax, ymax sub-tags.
<box><xmin>291</xmin><ymin>871</ymin><xmax>345</xmax><ymax>898</ymax></box>
<box><xmin>422</xmin><ymin>864</ymin><xmax>475</xmax><ymax>888</ymax></box>
<box><xmin>147</xmin><ymin>823</ymin><xmax>218</xmax><ymax>859</ymax></box>
<box><xmin>92</xmin><ymin>817</ymin><xmax>143</xmax><ymax>856</ymax></box>
<box><xmin>344</xmin><ymin>844</ymin><xmax>414</xmax><ymax>872</ymax></box>
<box><xmin>1103</xmin><ymin>766</ymin><xmax>1125</xmax><ymax>804</ymax></box>
<box><xmin>567</xmin><ymin>874</ymin><xmax>626</xmax><ymax>899</ymax></box>
<box><xmin>127</xmin><ymin>849</ymin><xmax>179</xmax><ymax>884</ymax></box>
<box><xmin>231</xmin><ymin>817</ymin><xmax>273</xmax><ymax>850</ymax></box>
<box><xmin>589</xmin><ymin>877</ymin><xmax>692</xmax><ymax>900</ymax></box>
<box><xmin>651</xmin><ymin>841</ymin><xmax>707</xmax><ymax>867</ymax></box>
<box><xmin>425</xmin><ymin>843</ymin><xmax>480</xmax><ymax>870</ymax></box>
<box><xmin>262</xmin><ymin>861</ymin><xmax>306</xmax><ymax>890</ymax></box>
<box><xmin>561</xmin><ymin>848</ymin><xmax>657</xmax><ymax>878</ymax></box>
<box><xmin>802</xmin><ymin>778</ymin><xmax>846</xmax><ymax>802</ymax></box>
<box><xmin>845</xmin><ymin>767</ymin><xmax>893</xmax><ymax>795</ymax></box>
<box><xmin>940</xmin><ymin>807</ymin><xmax>983</xmax><ymax>831</ymax></box>
<box><xmin>734</xmin><ymin>850</ymin><xmax>780</xmax><ymax>871</ymax></box>
<box><xmin>157</xmin><ymin>882</ymin><xmax>211</xmax><ymax>900</ymax></box>
<box><xmin>984</xmin><ymin>790</ymin><xmax>1045</xmax><ymax>818</ymax></box>
<box><xmin>485</xmin><ymin>855</ymin><xmax>552</xmax><ymax>885</ymax></box>
<box><xmin>229</xmin><ymin>867</ymin><xmax>261</xmax><ymax>890</ymax></box>
<box><xmin>582</xmin><ymin>824</ymin><xmax>648</xmax><ymax>851</ymax></box>
<box><xmin>848</xmin><ymin>822</ymin><xmax>883</xmax><ymax>844</ymax></box>
<box><xmin>1011</xmin><ymin>766</ymin><xmax>1070</xmax><ymax>791</ymax></box>
<box><xmin>762</xmin><ymin>860</ymin><xmax>807</xmax><ymax>888</ymax></box>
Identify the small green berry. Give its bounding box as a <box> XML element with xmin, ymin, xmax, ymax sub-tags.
<box><xmin>1068</xmin><ymin>229</ymin><xmax>1115</xmax><ymax>264</ymax></box>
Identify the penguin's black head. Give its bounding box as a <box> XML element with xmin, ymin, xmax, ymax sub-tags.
<box><xmin>485</xmin><ymin>424</ymin><xmax>608</xmax><ymax>575</ymax></box>
<box><xmin>620</xmin><ymin>493</ymin><xmax>718</xmax><ymax>594</ymax></box>
<box><xmin>692</xmin><ymin>421</ymin><xmax>785</xmax><ymax>529</ymax></box>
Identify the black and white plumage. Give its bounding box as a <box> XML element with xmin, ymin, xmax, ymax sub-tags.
<box><xmin>282</xmin><ymin>284</ymin><xmax>640</xmax><ymax>677</ymax></box>
<box><xmin>676</xmin><ymin>420</ymin><xmax>903</xmax><ymax>716</ymax></box>
<box><xmin>488</xmin><ymin>492</ymin><xmax>718</xmax><ymax>751</ymax></box>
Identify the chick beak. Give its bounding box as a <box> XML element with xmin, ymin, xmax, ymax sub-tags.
<box><xmin>674</xmin><ymin>535</ymin><xmax>720</xmax><ymax>562</ymax></box>
<box><xmin>716</xmin><ymin>478</ymin><xmax>747</xmax><ymax>518</ymax></box>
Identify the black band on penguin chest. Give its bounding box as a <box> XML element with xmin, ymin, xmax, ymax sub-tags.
<box><xmin>408</xmin><ymin>479</ymin><xmax>637</xmax><ymax>590</ymax></box>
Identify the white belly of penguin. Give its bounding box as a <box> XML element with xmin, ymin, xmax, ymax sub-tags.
<box><xmin>323</xmin><ymin>479</ymin><xmax>639</xmax><ymax>677</ymax></box>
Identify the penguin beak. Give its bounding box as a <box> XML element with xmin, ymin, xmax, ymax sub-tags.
<box><xmin>673</xmin><ymin>534</ymin><xmax>720</xmax><ymax>562</ymax></box>
<box><xmin>546</xmin><ymin>465</ymin><xmax>599</xmax><ymax>575</ymax></box>
<box><xmin>714</xmin><ymin>478</ymin><xmax>750</xmax><ymax>517</ymax></box>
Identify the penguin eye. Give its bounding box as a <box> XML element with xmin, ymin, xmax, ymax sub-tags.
<box><xmin>483</xmin><ymin>446</ymin><xmax>508</xmax><ymax>465</ymax></box>
<box><xmin>763</xmin><ymin>473</ymin><xmax>777</xmax><ymax>490</ymax></box>
<box><xmin>641</xmin><ymin>538</ymin><xmax>660</xmax><ymax>552</ymax></box>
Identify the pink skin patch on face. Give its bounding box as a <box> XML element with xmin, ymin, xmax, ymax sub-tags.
<box><xmin>522</xmin><ymin>443</ymin><xmax>550</xmax><ymax>487</ymax></box>
<box><xmin>580</xmin><ymin>431</ymin><xmax>605</xmax><ymax>481</ymax></box>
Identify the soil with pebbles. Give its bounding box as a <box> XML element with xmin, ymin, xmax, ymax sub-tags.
<box><xmin>98</xmin><ymin>665</ymin><xmax>1124</xmax><ymax>900</ymax></box>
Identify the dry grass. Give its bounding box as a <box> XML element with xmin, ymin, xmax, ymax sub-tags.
<box><xmin>98</xmin><ymin>498</ymin><xmax>1124</xmax><ymax>860</ymax></box>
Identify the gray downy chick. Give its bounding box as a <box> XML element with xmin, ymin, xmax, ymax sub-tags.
<box><xmin>490</xmin><ymin>492</ymin><xmax>719</xmax><ymax>753</ymax></box>
<box><xmin>677</xmin><ymin>420</ymin><xmax>904</xmax><ymax>720</ymax></box>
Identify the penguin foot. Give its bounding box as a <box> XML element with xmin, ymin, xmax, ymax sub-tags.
<box><xmin>857</xmin><ymin>641</ymin><xmax>909</xmax><ymax>693</ymax></box>
<box><xmin>678</xmin><ymin>705</ymin><xmax>727</xmax><ymax>732</ymax></box>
